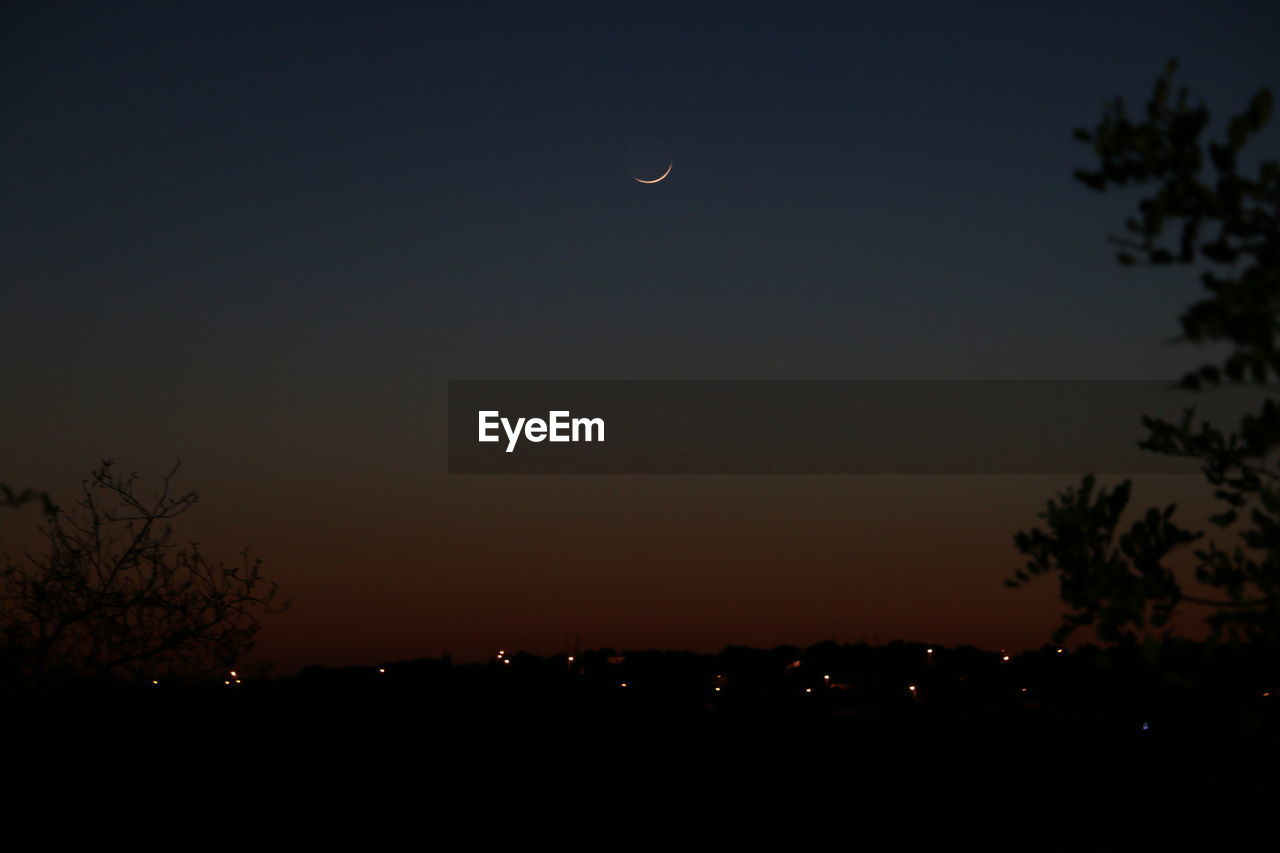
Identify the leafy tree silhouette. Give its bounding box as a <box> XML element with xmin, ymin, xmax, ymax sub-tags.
<box><xmin>1</xmin><ymin>460</ymin><xmax>288</xmax><ymax>687</ymax></box>
<box><xmin>1009</xmin><ymin>60</ymin><xmax>1279</xmax><ymax>645</ymax></box>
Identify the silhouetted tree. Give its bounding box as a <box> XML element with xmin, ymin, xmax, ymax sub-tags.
<box><xmin>1010</xmin><ymin>61</ymin><xmax>1280</xmax><ymax>644</ymax></box>
<box><xmin>0</xmin><ymin>460</ymin><xmax>288</xmax><ymax>686</ymax></box>
<box><xmin>0</xmin><ymin>484</ymin><xmax>57</xmax><ymax>516</ymax></box>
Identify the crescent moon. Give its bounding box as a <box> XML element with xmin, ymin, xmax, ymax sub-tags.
<box><xmin>633</xmin><ymin>161</ymin><xmax>673</xmax><ymax>184</ymax></box>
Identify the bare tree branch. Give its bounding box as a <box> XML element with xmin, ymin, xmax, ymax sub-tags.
<box><xmin>1</xmin><ymin>461</ymin><xmax>289</xmax><ymax>687</ymax></box>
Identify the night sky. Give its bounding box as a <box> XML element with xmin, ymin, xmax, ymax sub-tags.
<box><xmin>3</xmin><ymin>1</ymin><xmax>1278</xmax><ymax>668</ymax></box>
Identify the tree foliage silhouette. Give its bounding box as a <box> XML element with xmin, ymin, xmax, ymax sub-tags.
<box><xmin>1010</xmin><ymin>60</ymin><xmax>1280</xmax><ymax>644</ymax></box>
<box><xmin>1</xmin><ymin>461</ymin><xmax>288</xmax><ymax>685</ymax></box>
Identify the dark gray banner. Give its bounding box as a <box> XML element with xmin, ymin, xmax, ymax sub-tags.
<box><xmin>447</xmin><ymin>380</ymin><xmax>1262</xmax><ymax>474</ymax></box>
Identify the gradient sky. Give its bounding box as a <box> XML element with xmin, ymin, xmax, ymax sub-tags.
<box><xmin>3</xmin><ymin>1</ymin><xmax>1278</xmax><ymax>669</ymax></box>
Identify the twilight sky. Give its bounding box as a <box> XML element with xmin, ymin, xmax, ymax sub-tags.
<box><xmin>2</xmin><ymin>1</ymin><xmax>1278</xmax><ymax>668</ymax></box>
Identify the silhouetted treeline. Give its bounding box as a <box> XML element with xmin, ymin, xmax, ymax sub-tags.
<box><xmin>204</xmin><ymin>638</ymin><xmax>1280</xmax><ymax>725</ymax></box>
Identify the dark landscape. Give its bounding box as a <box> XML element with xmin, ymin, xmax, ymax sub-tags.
<box><xmin>6</xmin><ymin>640</ymin><xmax>1278</xmax><ymax>848</ymax></box>
<box><xmin>4</xmin><ymin>4</ymin><xmax>1279</xmax><ymax>849</ymax></box>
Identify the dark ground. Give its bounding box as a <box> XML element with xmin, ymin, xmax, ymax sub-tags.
<box><xmin>3</xmin><ymin>644</ymin><xmax>1277</xmax><ymax>850</ymax></box>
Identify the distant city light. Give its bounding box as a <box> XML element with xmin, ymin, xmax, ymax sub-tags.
<box><xmin>804</xmin><ymin>688</ymin><xmax>813</xmax><ymax>694</ymax></box>
<box><xmin>378</xmin><ymin>668</ymin><xmax>386</xmax><ymax>674</ymax></box>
